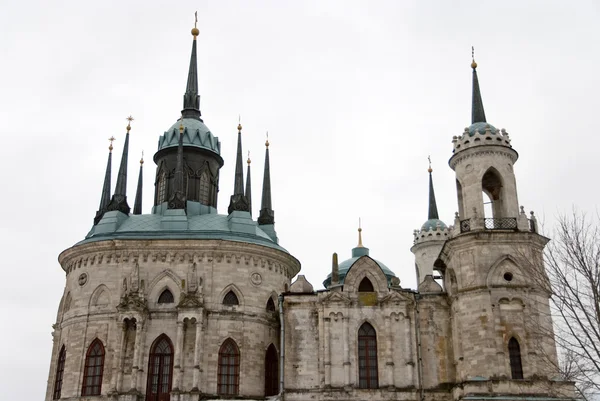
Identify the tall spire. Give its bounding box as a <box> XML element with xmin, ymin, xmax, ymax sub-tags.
<box><xmin>107</xmin><ymin>117</ymin><xmax>132</xmax><ymax>215</ymax></box>
<box><xmin>246</xmin><ymin>151</ymin><xmax>252</xmax><ymax>216</ymax></box>
<box><xmin>471</xmin><ymin>47</ymin><xmax>487</xmax><ymax>124</ymax></box>
<box><xmin>94</xmin><ymin>137</ymin><xmax>115</xmax><ymax>225</ymax></box>
<box><xmin>258</xmin><ymin>134</ymin><xmax>274</xmax><ymax>225</ymax></box>
<box><xmin>133</xmin><ymin>152</ymin><xmax>144</xmax><ymax>215</ymax></box>
<box><xmin>427</xmin><ymin>156</ymin><xmax>439</xmax><ymax>220</ymax></box>
<box><xmin>228</xmin><ymin>122</ymin><xmax>250</xmax><ymax>214</ymax></box>
<box><xmin>168</xmin><ymin>120</ymin><xmax>187</xmax><ymax>210</ymax></box>
<box><xmin>182</xmin><ymin>12</ymin><xmax>201</xmax><ymax>120</ymax></box>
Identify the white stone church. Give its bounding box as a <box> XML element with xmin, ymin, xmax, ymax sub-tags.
<box><xmin>45</xmin><ymin>22</ymin><xmax>576</xmax><ymax>401</ymax></box>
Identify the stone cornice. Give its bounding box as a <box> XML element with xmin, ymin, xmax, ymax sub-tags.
<box><xmin>449</xmin><ymin>145</ymin><xmax>518</xmax><ymax>169</ymax></box>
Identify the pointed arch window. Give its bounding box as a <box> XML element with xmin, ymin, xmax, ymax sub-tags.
<box><xmin>223</xmin><ymin>291</ymin><xmax>239</xmax><ymax>306</ymax></box>
<box><xmin>198</xmin><ymin>170</ymin><xmax>211</xmax><ymax>204</ymax></box>
<box><xmin>264</xmin><ymin>344</ymin><xmax>278</xmax><ymax>396</ymax></box>
<box><xmin>81</xmin><ymin>339</ymin><xmax>105</xmax><ymax>396</ymax></box>
<box><xmin>158</xmin><ymin>289</ymin><xmax>174</xmax><ymax>304</ymax></box>
<box><xmin>218</xmin><ymin>339</ymin><xmax>240</xmax><ymax>396</ymax></box>
<box><xmin>266</xmin><ymin>297</ymin><xmax>276</xmax><ymax>312</ymax></box>
<box><xmin>358</xmin><ymin>278</ymin><xmax>375</xmax><ymax>292</ymax></box>
<box><xmin>358</xmin><ymin>323</ymin><xmax>378</xmax><ymax>389</ymax></box>
<box><xmin>157</xmin><ymin>171</ymin><xmax>167</xmax><ymax>204</ymax></box>
<box><xmin>53</xmin><ymin>345</ymin><xmax>66</xmax><ymax>399</ymax></box>
<box><xmin>146</xmin><ymin>335</ymin><xmax>174</xmax><ymax>401</ymax></box>
<box><xmin>508</xmin><ymin>337</ymin><xmax>524</xmax><ymax>379</ymax></box>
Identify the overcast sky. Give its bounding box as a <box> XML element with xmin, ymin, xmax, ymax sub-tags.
<box><xmin>1</xmin><ymin>1</ymin><xmax>600</xmax><ymax>399</ymax></box>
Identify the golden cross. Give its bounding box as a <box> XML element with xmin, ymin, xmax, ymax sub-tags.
<box><xmin>108</xmin><ymin>136</ymin><xmax>116</xmax><ymax>151</ymax></box>
<box><xmin>428</xmin><ymin>155</ymin><xmax>431</xmax><ymax>169</ymax></box>
<box><xmin>195</xmin><ymin>11</ymin><xmax>198</xmax><ymax>28</ymax></box>
<box><xmin>126</xmin><ymin>115</ymin><xmax>134</xmax><ymax>123</ymax></box>
<box><xmin>472</xmin><ymin>46</ymin><xmax>475</xmax><ymax>61</ymax></box>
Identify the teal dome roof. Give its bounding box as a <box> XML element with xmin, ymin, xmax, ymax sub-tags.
<box><xmin>468</xmin><ymin>122</ymin><xmax>497</xmax><ymax>136</ymax></box>
<box><xmin>421</xmin><ymin>218</ymin><xmax>447</xmax><ymax>231</ymax></box>
<box><xmin>157</xmin><ymin>118</ymin><xmax>221</xmax><ymax>155</ymax></box>
<box><xmin>322</xmin><ymin>246</ymin><xmax>396</xmax><ymax>289</ymax></box>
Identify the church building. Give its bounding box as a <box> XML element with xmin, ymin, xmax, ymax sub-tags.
<box><xmin>45</xmin><ymin>21</ymin><xmax>576</xmax><ymax>401</ymax></box>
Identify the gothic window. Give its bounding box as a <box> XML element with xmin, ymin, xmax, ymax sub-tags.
<box><xmin>264</xmin><ymin>344</ymin><xmax>278</xmax><ymax>396</ymax></box>
<box><xmin>146</xmin><ymin>335</ymin><xmax>174</xmax><ymax>401</ymax></box>
<box><xmin>218</xmin><ymin>339</ymin><xmax>240</xmax><ymax>396</ymax></box>
<box><xmin>157</xmin><ymin>172</ymin><xmax>167</xmax><ymax>203</ymax></box>
<box><xmin>158</xmin><ymin>289</ymin><xmax>174</xmax><ymax>304</ymax></box>
<box><xmin>198</xmin><ymin>170</ymin><xmax>210</xmax><ymax>203</ymax></box>
<box><xmin>358</xmin><ymin>323</ymin><xmax>378</xmax><ymax>389</ymax></box>
<box><xmin>358</xmin><ymin>278</ymin><xmax>374</xmax><ymax>292</ymax></box>
<box><xmin>223</xmin><ymin>291</ymin><xmax>239</xmax><ymax>306</ymax></box>
<box><xmin>508</xmin><ymin>337</ymin><xmax>524</xmax><ymax>379</ymax></box>
<box><xmin>53</xmin><ymin>345</ymin><xmax>66</xmax><ymax>400</ymax></box>
<box><xmin>81</xmin><ymin>339</ymin><xmax>105</xmax><ymax>396</ymax></box>
<box><xmin>482</xmin><ymin>167</ymin><xmax>504</xmax><ymax>218</ymax></box>
<box><xmin>266</xmin><ymin>297</ymin><xmax>276</xmax><ymax>312</ymax></box>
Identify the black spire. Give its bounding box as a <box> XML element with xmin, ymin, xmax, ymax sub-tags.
<box><xmin>106</xmin><ymin>117</ymin><xmax>132</xmax><ymax>215</ymax></box>
<box><xmin>427</xmin><ymin>159</ymin><xmax>439</xmax><ymax>220</ymax></box>
<box><xmin>133</xmin><ymin>154</ymin><xmax>144</xmax><ymax>215</ymax></box>
<box><xmin>471</xmin><ymin>49</ymin><xmax>487</xmax><ymax>124</ymax></box>
<box><xmin>258</xmin><ymin>136</ymin><xmax>274</xmax><ymax>225</ymax></box>
<box><xmin>182</xmin><ymin>17</ymin><xmax>201</xmax><ymax>120</ymax></box>
<box><xmin>168</xmin><ymin>121</ymin><xmax>187</xmax><ymax>210</ymax></box>
<box><xmin>245</xmin><ymin>152</ymin><xmax>252</xmax><ymax>217</ymax></box>
<box><xmin>228</xmin><ymin>123</ymin><xmax>250</xmax><ymax>214</ymax></box>
<box><xmin>94</xmin><ymin>138</ymin><xmax>114</xmax><ymax>225</ymax></box>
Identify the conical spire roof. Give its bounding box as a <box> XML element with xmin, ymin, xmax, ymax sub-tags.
<box><xmin>246</xmin><ymin>152</ymin><xmax>252</xmax><ymax>216</ymax></box>
<box><xmin>471</xmin><ymin>51</ymin><xmax>486</xmax><ymax>124</ymax></box>
<box><xmin>258</xmin><ymin>136</ymin><xmax>274</xmax><ymax>225</ymax></box>
<box><xmin>228</xmin><ymin>123</ymin><xmax>250</xmax><ymax>214</ymax></box>
<box><xmin>182</xmin><ymin>15</ymin><xmax>201</xmax><ymax>120</ymax></box>
<box><xmin>421</xmin><ymin>159</ymin><xmax>446</xmax><ymax>231</ymax></box>
<box><xmin>94</xmin><ymin>138</ymin><xmax>114</xmax><ymax>225</ymax></box>
<box><xmin>106</xmin><ymin>117</ymin><xmax>132</xmax><ymax>215</ymax></box>
<box><xmin>133</xmin><ymin>153</ymin><xmax>144</xmax><ymax>215</ymax></box>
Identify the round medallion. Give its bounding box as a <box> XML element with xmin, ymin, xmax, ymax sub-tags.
<box><xmin>78</xmin><ymin>273</ymin><xmax>88</xmax><ymax>286</ymax></box>
<box><xmin>250</xmin><ymin>272</ymin><xmax>263</xmax><ymax>286</ymax></box>
<box><xmin>465</xmin><ymin>164</ymin><xmax>474</xmax><ymax>173</ymax></box>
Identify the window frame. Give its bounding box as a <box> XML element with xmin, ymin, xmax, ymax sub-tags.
<box><xmin>223</xmin><ymin>291</ymin><xmax>239</xmax><ymax>306</ymax></box>
<box><xmin>53</xmin><ymin>345</ymin><xmax>66</xmax><ymax>400</ymax></box>
<box><xmin>217</xmin><ymin>339</ymin><xmax>240</xmax><ymax>396</ymax></box>
<box><xmin>81</xmin><ymin>339</ymin><xmax>105</xmax><ymax>396</ymax></box>
<box><xmin>146</xmin><ymin>334</ymin><xmax>174</xmax><ymax>401</ymax></box>
<box><xmin>264</xmin><ymin>344</ymin><xmax>278</xmax><ymax>396</ymax></box>
<box><xmin>157</xmin><ymin>289</ymin><xmax>174</xmax><ymax>304</ymax></box>
<box><xmin>358</xmin><ymin>322</ymin><xmax>378</xmax><ymax>389</ymax></box>
<box><xmin>508</xmin><ymin>337</ymin><xmax>524</xmax><ymax>379</ymax></box>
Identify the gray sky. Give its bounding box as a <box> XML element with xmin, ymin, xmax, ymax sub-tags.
<box><xmin>1</xmin><ymin>1</ymin><xmax>599</xmax><ymax>399</ymax></box>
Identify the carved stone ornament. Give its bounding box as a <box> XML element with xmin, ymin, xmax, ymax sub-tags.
<box><xmin>106</xmin><ymin>194</ymin><xmax>131</xmax><ymax>215</ymax></box>
<box><xmin>78</xmin><ymin>273</ymin><xmax>88</xmax><ymax>286</ymax></box>
<box><xmin>258</xmin><ymin>208</ymin><xmax>275</xmax><ymax>225</ymax></box>
<box><xmin>228</xmin><ymin>194</ymin><xmax>250</xmax><ymax>214</ymax></box>
<box><xmin>168</xmin><ymin>191</ymin><xmax>187</xmax><ymax>210</ymax></box>
<box><xmin>117</xmin><ymin>293</ymin><xmax>148</xmax><ymax>314</ymax></box>
<box><xmin>250</xmin><ymin>272</ymin><xmax>263</xmax><ymax>286</ymax></box>
<box><xmin>178</xmin><ymin>292</ymin><xmax>203</xmax><ymax>309</ymax></box>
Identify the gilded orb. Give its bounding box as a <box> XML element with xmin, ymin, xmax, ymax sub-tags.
<box><xmin>471</xmin><ymin>61</ymin><xmax>477</xmax><ymax>69</ymax></box>
<box><xmin>191</xmin><ymin>27</ymin><xmax>199</xmax><ymax>36</ymax></box>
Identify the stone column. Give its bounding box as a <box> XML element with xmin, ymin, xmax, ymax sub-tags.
<box><xmin>134</xmin><ymin>321</ymin><xmax>146</xmax><ymax>392</ymax></box>
<box><xmin>192</xmin><ymin>316</ymin><xmax>203</xmax><ymax>390</ymax></box>
<box><xmin>342</xmin><ymin>316</ymin><xmax>350</xmax><ymax>386</ymax></box>
<box><xmin>404</xmin><ymin>315</ymin><xmax>414</xmax><ymax>385</ymax></box>
<box><xmin>385</xmin><ymin>315</ymin><xmax>395</xmax><ymax>387</ymax></box>
<box><xmin>130</xmin><ymin>320</ymin><xmax>143</xmax><ymax>390</ymax></box>
<box><xmin>111</xmin><ymin>321</ymin><xmax>127</xmax><ymax>392</ymax></box>
<box><xmin>173</xmin><ymin>320</ymin><xmax>185</xmax><ymax>391</ymax></box>
<box><xmin>324</xmin><ymin>316</ymin><xmax>331</xmax><ymax>386</ymax></box>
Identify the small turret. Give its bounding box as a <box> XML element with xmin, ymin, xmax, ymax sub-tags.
<box><xmin>94</xmin><ymin>137</ymin><xmax>114</xmax><ymax>225</ymax></box>
<box><xmin>245</xmin><ymin>152</ymin><xmax>252</xmax><ymax>216</ymax></box>
<box><xmin>133</xmin><ymin>153</ymin><xmax>144</xmax><ymax>215</ymax></box>
<box><xmin>106</xmin><ymin>117</ymin><xmax>133</xmax><ymax>215</ymax></box>
<box><xmin>228</xmin><ymin>123</ymin><xmax>250</xmax><ymax>214</ymax></box>
<box><xmin>258</xmin><ymin>136</ymin><xmax>274</xmax><ymax>225</ymax></box>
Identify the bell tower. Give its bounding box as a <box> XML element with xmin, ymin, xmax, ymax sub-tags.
<box><xmin>437</xmin><ymin>54</ymin><xmax>574</xmax><ymax>400</ymax></box>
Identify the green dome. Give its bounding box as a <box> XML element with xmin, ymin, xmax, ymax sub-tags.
<box><xmin>157</xmin><ymin>118</ymin><xmax>221</xmax><ymax>155</ymax></box>
<box><xmin>468</xmin><ymin>122</ymin><xmax>497</xmax><ymax>136</ymax></box>
<box><xmin>421</xmin><ymin>218</ymin><xmax>447</xmax><ymax>231</ymax></box>
<box><xmin>322</xmin><ymin>246</ymin><xmax>396</xmax><ymax>288</ymax></box>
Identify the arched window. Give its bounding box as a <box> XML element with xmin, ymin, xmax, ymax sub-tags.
<box><xmin>358</xmin><ymin>323</ymin><xmax>378</xmax><ymax>389</ymax></box>
<box><xmin>482</xmin><ymin>168</ymin><xmax>504</xmax><ymax>218</ymax></box>
<box><xmin>53</xmin><ymin>345</ymin><xmax>66</xmax><ymax>400</ymax></box>
<box><xmin>266</xmin><ymin>297</ymin><xmax>276</xmax><ymax>312</ymax></box>
<box><xmin>198</xmin><ymin>170</ymin><xmax>210</xmax><ymax>204</ymax></box>
<box><xmin>264</xmin><ymin>344</ymin><xmax>278</xmax><ymax>396</ymax></box>
<box><xmin>508</xmin><ymin>337</ymin><xmax>524</xmax><ymax>379</ymax></box>
<box><xmin>223</xmin><ymin>291</ymin><xmax>239</xmax><ymax>306</ymax></box>
<box><xmin>81</xmin><ymin>339</ymin><xmax>105</xmax><ymax>396</ymax></box>
<box><xmin>157</xmin><ymin>172</ymin><xmax>167</xmax><ymax>204</ymax></box>
<box><xmin>358</xmin><ymin>278</ymin><xmax>374</xmax><ymax>292</ymax></box>
<box><xmin>218</xmin><ymin>339</ymin><xmax>240</xmax><ymax>396</ymax></box>
<box><xmin>158</xmin><ymin>289</ymin><xmax>174</xmax><ymax>304</ymax></box>
<box><xmin>146</xmin><ymin>335</ymin><xmax>174</xmax><ymax>401</ymax></box>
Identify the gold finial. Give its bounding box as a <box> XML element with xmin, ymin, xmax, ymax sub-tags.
<box><xmin>358</xmin><ymin>218</ymin><xmax>364</xmax><ymax>247</ymax></box>
<box><xmin>126</xmin><ymin>115</ymin><xmax>134</xmax><ymax>132</ymax></box>
<box><xmin>237</xmin><ymin>115</ymin><xmax>242</xmax><ymax>132</ymax></box>
<box><xmin>191</xmin><ymin>11</ymin><xmax>199</xmax><ymax>37</ymax></box>
<box><xmin>179</xmin><ymin>114</ymin><xmax>184</xmax><ymax>134</ymax></box>
<box><xmin>247</xmin><ymin>150</ymin><xmax>251</xmax><ymax>165</ymax></box>
<box><xmin>265</xmin><ymin>131</ymin><xmax>269</xmax><ymax>147</ymax></box>
<box><xmin>108</xmin><ymin>136</ymin><xmax>116</xmax><ymax>152</ymax></box>
<box><xmin>140</xmin><ymin>150</ymin><xmax>144</xmax><ymax>165</ymax></box>
<box><xmin>471</xmin><ymin>46</ymin><xmax>477</xmax><ymax>69</ymax></box>
<box><xmin>428</xmin><ymin>155</ymin><xmax>433</xmax><ymax>173</ymax></box>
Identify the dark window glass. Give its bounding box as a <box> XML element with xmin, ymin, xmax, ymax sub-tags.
<box><xmin>198</xmin><ymin>171</ymin><xmax>210</xmax><ymax>203</ymax></box>
<box><xmin>53</xmin><ymin>345</ymin><xmax>66</xmax><ymax>399</ymax></box>
<box><xmin>223</xmin><ymin>291</ymin><xmax>239</xmax><ymax>306</ymax></box>
<box><xmin>358</xmin><ymin>278</ymin><xmax>375</xmax><ymax>292</ymax></box>
<box><xmin>81</xmin><ymin>339</ymin><xmax>105</xmax><ymax>396</ymax></box>
<box><xmin>266</xmin><ymin>297</ymin><xmax>276</xmax><ymax>312</ymax></box>
<box><xmin>508</xmin><ymin>337</ymin><xmax>524</xmax><ymax>379</ymax></box>
<box><xmin>146</xmin><ymin>335</ymin><xmax>174</xmax><ymax>401</ymax></box>
<box><xmin>358</xmin><ymin>323</ymin><xmax>378</xmax><ymax>389</ymax></box>
<box><xmin>157</xmin><ymin>172</ymin><xmax>167</xmax><ymax>203</ymax></box>
<box><xmin>264</xmin><ymin>344</ymin><xmax>278</xmax><ymax>396</ymax></box>
<box><xmin>158</xmin><ymin>289</ymin><xmax>174</xmax><ymax>304</ymax></box>
<box><xmin>218</xmin><ymin>339</ymin><xmax>240</xmax><ymax>396</ymax></box>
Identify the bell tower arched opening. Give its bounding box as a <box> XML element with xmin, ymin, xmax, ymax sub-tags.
<box><xmin>482</xmin><ymin>168</ymin><xmax>505</xmax><ymax>218</ymax></box>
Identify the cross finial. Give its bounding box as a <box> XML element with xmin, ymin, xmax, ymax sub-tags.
<box><xmin>108</xmin><ymin>136</ymin><xmax>116</xmax><ymax>152</ymax></box>
<box><xmin>195</xmin><ymin>11</ymin><xmax>198</xmax><ymax>28</ymax></box>
<box><xmin>238</xmin><ymin>115</ymin><xmax>242</xmax><ymax>132</ymax></box>
<box><xmin>140</xmin><ymin>150</ymin><xmax>144</xmax><ymax>165</ymax></box>
<box><xmin>191</xmin><ymin>11</ymin><xmax>200</xmax><ymax>38</ymax></box>
<box><xmin>265</xmin><ymin>131</ymin><xmax>269</xmax><ymax>147</ymax></box>
<box><xmin>126</xmin><ymin>115</ymin><xmax>134</xmax><ymax>132</ymax></box>
<box><xmin>471</xmin><ymin>46</ymin><xmax>477</xmax><ymax>69</ymax></box>
<box><xmin>357</xmin><ymin>217</ymin><xmax>363</xmax><ymax>247</ymax></box>
<box><xmin>247</xmin><ymin>150</ymin><xmax>251</xmax><ymax>164</ymax></box>
<box><xmin>428</xmin><ymin>155</ymin><xmax>432</xmax><ymax>173</ymax></box>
